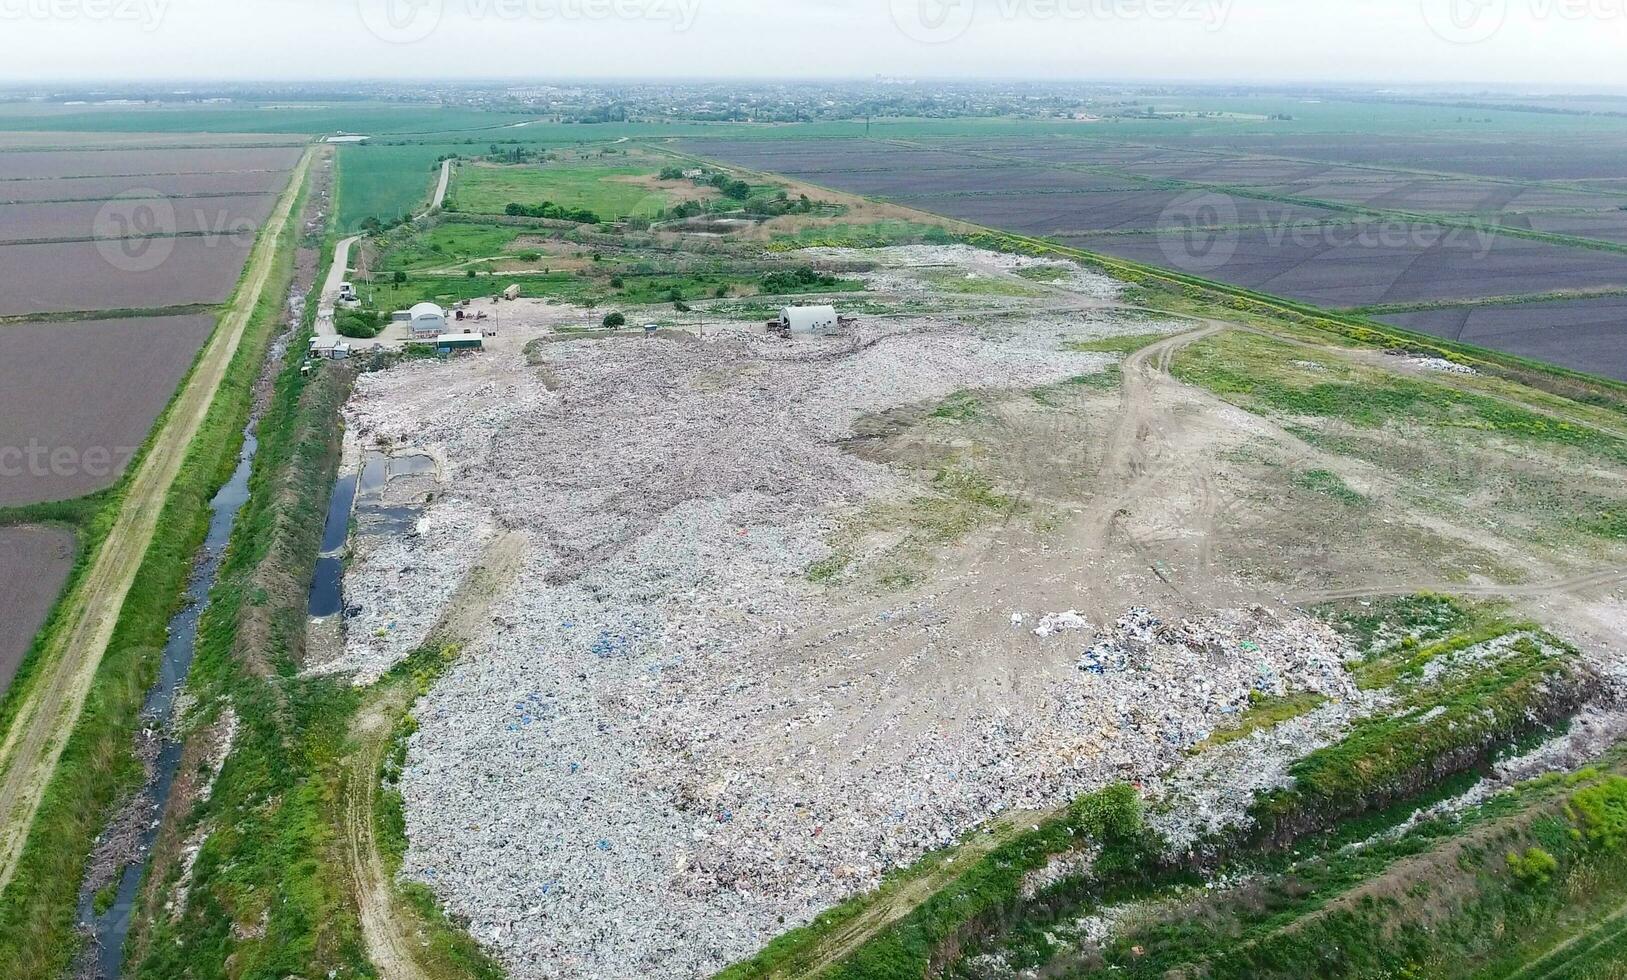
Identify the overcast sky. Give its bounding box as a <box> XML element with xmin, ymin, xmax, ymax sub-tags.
<box><xmin>2</xmin><ymin>0</ymin><xmax>1624</xmax><ymax>87</ymax></box>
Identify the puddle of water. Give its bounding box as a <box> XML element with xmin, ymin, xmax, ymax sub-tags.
<box><xmin>308</xmin><ymin>557</ymin><xmax>345</xmax><ymax>618</ymax></box>
<box><xmin>319</xmin><ymin>472</ymin><xmax>358</xmax><ymax>555</ymax></box>
<box><xmin>307</xmin><ymin>450</ymin><xmax>434</xmax><ymax>620</ymax></box>
<box><xmin>75</xmin><ymin>432</ymin><xmax>259</xmax><ymax>978</ymax></box>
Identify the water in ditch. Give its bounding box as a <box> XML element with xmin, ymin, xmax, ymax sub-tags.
<box><xmin>74</xmin><ymin>430</ymin><xmax>258</xmax><ymax>978</ymax></box>
<box><xmin>307</xmin><ymin>450</ymin><xmax>434</xmax><ymax>619</ymax></box>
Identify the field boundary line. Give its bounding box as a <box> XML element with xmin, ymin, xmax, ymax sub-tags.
<box><xmin>0</xmin><ymin>147</ymin><xmax>315</xmax><ymax>897</ymax></box>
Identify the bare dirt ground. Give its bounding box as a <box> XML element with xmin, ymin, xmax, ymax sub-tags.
<box><xmin>0</xmin><ymin>525</ymin><xmax>74</xmax><ymax>696</ymax></box>
<box><xmin>0</xmin><ymin>147</ymin><xmax>313</xmax><ymax>897</ymax></box>
<box><xmin>0</xmin><ymin>315</ymin><xmax>218</xmax><ymax>505</ymax></box>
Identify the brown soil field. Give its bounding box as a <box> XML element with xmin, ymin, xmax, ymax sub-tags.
<box><xmin>0</xmin><ymin>525</ymin><xmax>73</xmax><ymax>697</ymax></box>
<box><xmin>0</xmin><ymin>132</ymin><xmax>303</xmax><ymax>150</ymax></box>
<box><xmin>0</xmin><ymin>146</ymin><xmax>303</xmax><ymax>181</ymax></box>
<box><xmin>0</xmin><ymin>235</ymin><xmax>255</xmax><ymax>316</ymax></box>
<box><xmin>0</xmin><ymin>171</ymin><xmax>294</xmax><ymax>204</ymax></box>
<box><xmin>0</xmin><ymin>194</ymin><xmax>277</xmax><ymax>243</ymax></box>
<box><xmin>0</xmin><ymin>314</ymin><xmax>218</xmax><ymax>505</ymax></box>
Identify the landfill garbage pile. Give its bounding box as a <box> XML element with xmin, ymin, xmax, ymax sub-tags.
<box><xmin>802</xmin><ymin>243</ymin><xmax>1125</xmax><ymax>300</ymax></box>
<box><xmin>332</xmin><ymin>283</ymin><xmax>1352</xmax><ymax>978</ymax></box>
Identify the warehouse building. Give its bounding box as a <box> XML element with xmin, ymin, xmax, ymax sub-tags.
<box><xmin>408</xmin><ymin>302</ymin><xmax>447</xmax><ymax>340</ymax></box>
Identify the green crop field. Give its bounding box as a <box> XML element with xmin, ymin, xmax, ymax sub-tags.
<box><xmin>449</xmin><ymin>162</ymin><xmax>674</xmax><ymax>218</ymax></box>
<box><xmin>336</xmin><ymin>143</ymin><xmax>466</xmax><ymax>231</ymax></box>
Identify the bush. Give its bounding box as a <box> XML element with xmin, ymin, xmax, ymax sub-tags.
<box><xmin>761</xmin><ymin>267</ymin><xmax>838</xmax><ymax>294</ymax></box>
<box><xmin>503</xmin><ymin>201</ymin><xmax>601</xmax><ymax>224</ymax></box>
<box><xmin>1507</xmin><ymin>847</ymin><xmax>1559</xmax><ymax>886</ymax></box>
<box><xmin>335</xmin><ymin>309</ymin><xmax>386</xmax><ymax>339</ymax></box>
<box><xmin>609</xmin><ymin>276</ymin><xmax>624</xmax><ymax>289</ymax></box>
<box><xmin>602</xmin><ymin>312</ymin><xmax>626</xmax><ymax>329</ymax></box>
<box><xmin>1570</xmin><ymin>775</ymin><xmax>1627</xmax><ymax>852</ymax></box>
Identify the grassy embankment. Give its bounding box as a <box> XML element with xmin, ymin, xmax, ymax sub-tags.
<box><xmin>0</xmin><ymin>167</ymin><xmax>312</xmax><ymax>976</ymax></box>
<box><xmin>125</xmin><ymin>234</ymin><xmax>501</xmax><ymax>976</ymax></box>
<box><xmin>718</xmin><ymin>786</ymin><xmax>1148</xmax><ymax>980</ymax></box>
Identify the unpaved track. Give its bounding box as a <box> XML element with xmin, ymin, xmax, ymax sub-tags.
<box><xmin>0</xmin><ymin>148</ymin><xmax>315</xmax><ymax>897</ymax></box>
<box><xmin>1288</xmin><ymin>567</ymin><xmax>1627</xmax><ymax>607</ymax></box>
<box><xmin>341</xmin><ymin>531</ymin><xmax>526</xmax><ymax>980</ymax></box>
<box><xmin>315</xmin><ymin>234</ymin><xmax>361</xmax><ymax>339</ymax></box>
<box><xmin>343</xmin><ymin>685</ymin><xmax>423</xmax><ymax>980</ymax></box>
<box><xmin>430</xmin><ymin>159</ymin><xmax>451</xmax><ymax>211</ymax></box>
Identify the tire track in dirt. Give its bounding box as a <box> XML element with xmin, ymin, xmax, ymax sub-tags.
<box><xmin>341</xmin><ymin>531</ymin><xmax>527</xmax><ymax>980</ymax></box>
<box><xmin>0</xmin><ymin>147</ymin><xmax>314</xmax><ymax>898</ymax></box>
<box><xmin>1288</xmin><ymin>567</ymin><xmax>1627</xmax><ymax>607</ymax></box>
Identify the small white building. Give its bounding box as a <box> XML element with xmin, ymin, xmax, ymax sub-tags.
<box><xmin>308</xmin><ymin>337</ymin><xmax>351</xmax><ymax>360</ymax></box>
<box><xmin>409</xmin><ymin>302</ymin><xmax>447</xmax><ymax>339</ymax></box>
<box><xmin>781</xmin><ymin>305</ymin><xmax>841</xmax><ymax>336</ymax></box>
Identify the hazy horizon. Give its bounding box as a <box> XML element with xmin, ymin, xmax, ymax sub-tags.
<box><xmin>2</xmin><ymin>0</ymin><xmax>1623</xmax><ymax>87</ymax></box>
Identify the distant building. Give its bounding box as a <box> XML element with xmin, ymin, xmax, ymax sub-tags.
<box><xmin>780</xmin><ymin>305</ymin><xmax>841</xmax><ymax>336</ymax></box>
<box><xmin>409</xmin><ymin>302</ymin><xmax>447</xmax><ymax>339</ymax></box>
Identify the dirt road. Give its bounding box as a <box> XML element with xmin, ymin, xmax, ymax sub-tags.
<box><xmin>0</xmin><ymin>148</ymin><xmax>315</xmax><ymax>897</ymax></box>
<box><xmin>341</xmin><ymin>531</ymin><xmax>526</xmax><ymax>980</ymax></box>
<box><xmin>314</xmin><ymin>234</ymin><xmax>361</xmax><ymax>339</ymax></box>
<box><xmin>430</xmin><ymin>160</ymin><xmax>451</xmax><ymax>212</ymax></box>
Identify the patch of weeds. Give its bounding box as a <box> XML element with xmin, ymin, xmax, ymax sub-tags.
<box><xmin>877</xmin><ymin>562</ymin><xmax>927</xmax><ymax>591</ymax></box>
<box><xmin>1568</xmin><ymin>775</ymin><xmax>1627</xmax><ymax>852</ymax></box>
<box><xmin>1573</xmin><ymin>501</ymin><xmax>1627</xmax><ymax>541</ymax></box>
<box><xmin>1294</xmin><ymin>469</ymin><xmax>1368</xmax><ymax>508</ymax></box>
<box><xmin>1351</xmin><ymin>617</ymin><xmax>1532</xmax><ymax>691</ymax></box>
<box><xmin>1194</xmin><ymin>691</ymin><xmax>1328</xmax><ymax>752</ymax></box>
<box><xmin>1015</xmin><ymin>264</ymin><xmax>1072</xmax><ymax>282</ymax></box>
<box><xmin>1066</xmin><ymin>332</ymin><xmax>1173</xmax><ymax>356</ymax></box>
<box><xmin>909</xmin><ymin>467</ymin><xmax>1026</xmax><ymax>541</ymax></box>
<box><xmin>1318</xmin><ymin>592</ymin><xmax>1473</xmax><ymax>660</ymax></box>
<box><xmin>1507</xmin><ymin>846</ymin><xmax>1559</xmax><ymax>886</ymax></box>
<box><xmin>931</xmin><ymin>390</ymin><xmax>987</xmax><ymax>423</ymax></box>
<box><xmin>92</xmin><ymin>881</ymin><xmax>118</xmax><ymax>917</ymax></box>
<box><xmin>1033</xmin><ymin>365</ymin><xmax>1122</xmax><ymax>405</ymax></box>
<box><xmin>806</xmin><ymin>551</ymin><xmax>852</xmax><ymax>585</ymax></box>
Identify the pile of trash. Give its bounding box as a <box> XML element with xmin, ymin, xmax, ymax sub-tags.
<box><xmin>335</xmin><ymin>277</ymin><xmax>1357</xmax><ymax>979</ymax></box>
